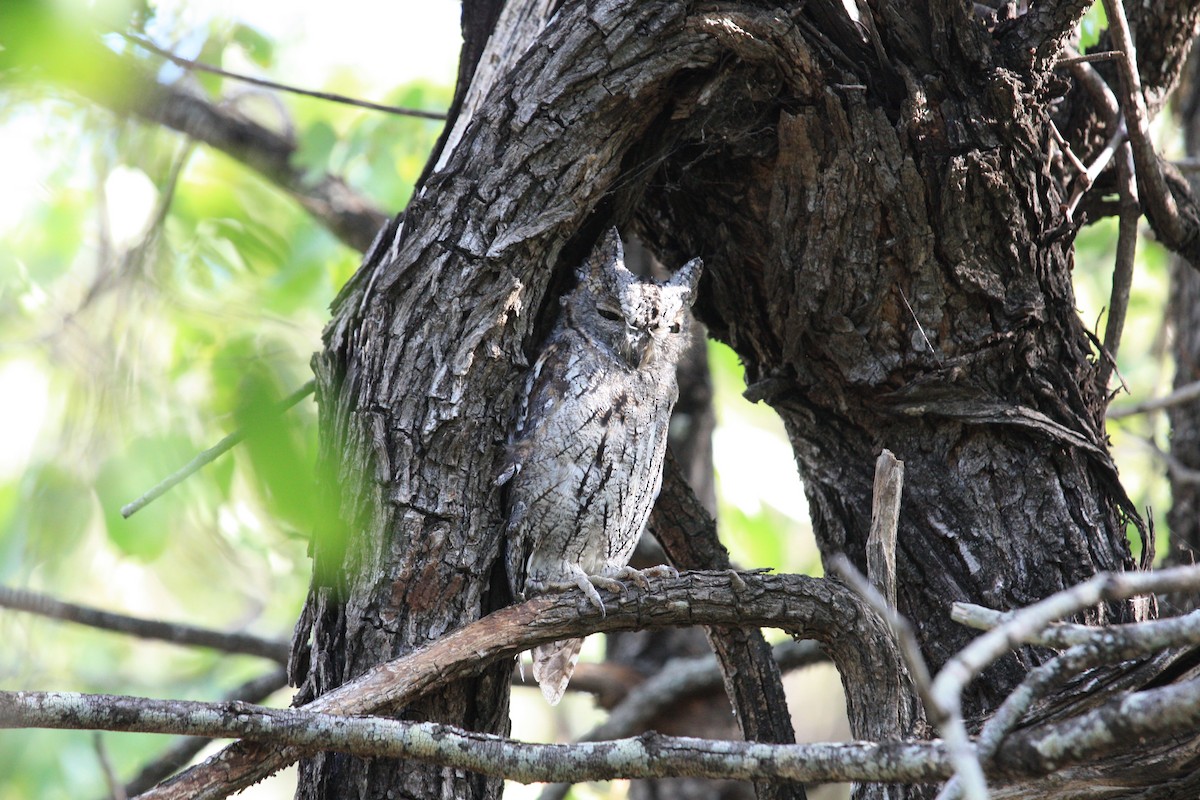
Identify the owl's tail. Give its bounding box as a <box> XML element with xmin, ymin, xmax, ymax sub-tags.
<box><xmin>532</xmin><ymin>638</ymin><xmax>583</xmax><ymax>705</ymax></box>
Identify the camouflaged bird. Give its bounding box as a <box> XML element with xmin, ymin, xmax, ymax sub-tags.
<box><xmin>496</xmin><ymin>228</ymin><xmax>702</xmax><ymax>704</ymax></box>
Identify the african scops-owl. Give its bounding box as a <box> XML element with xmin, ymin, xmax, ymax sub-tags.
<box><xmin>496</xmin><ymin>227</ymin><xmax>702</xmax><ymax>705</ymax></box>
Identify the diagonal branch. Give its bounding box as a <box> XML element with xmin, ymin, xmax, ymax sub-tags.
<box><xmin>1101</xmin><ymin>0</ymin><xmax>1189</xmax><ymax>249</ymax></box>
<box><xmin>116</xmin><ymin>668</ymin><xmax>289</xmax><ymax>798</ymax></box>
<box><xmin>122</xmin><ymin>34</ymin><xmax>447</xmax><ymax>121</ymax></box>
<box><xmin>120</xmin><ymin>380</ymin><xmax>315</xmax><ymax>517</ymax></box>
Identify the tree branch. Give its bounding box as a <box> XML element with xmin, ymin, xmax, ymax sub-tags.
<box><xmin>929</xmin><ymin>564</ymin><xmax>1200</xmax><ymax>798</ymax></box>
<box><xmin>0</xmin><ymin>586</ymin><xmax>289</xmax><ymax>664</ymax></box>
<box><xmin>1108</xmin><ymin>377</ymin><xmax>1200</xmax><ymax>419</ymax></box>
<box><xmin>123</xmin><ymin>33</ymin><xmax>447</xmax><ymax>120</ymax></box>
<box><xmin>651</xmin><ymin>453</ymin><xmax>813</xmax><ymax>786</ymax></box>
<box><xmin>129</xmin><ymin>571</ymin><xmax>911</xmax><ymax>799</ymax></box>
<box><xmin>1101</xmin><ymin>0</ymin><xmax>1189</xmax><ymax>249</ymax></box>
<box><xmin>116</xmin><ymin>668</ymin><xmax>288</xmax><ymax>798</ymax></box>
<box><xmin>120</xmin><ymin>380</ymin><xmax>315</xmax><ymax>517</ymax></box>
<box><xmin>0</xmin><ymin>690</ymin><xmax>953</xmax><ymax>786</ymax></box>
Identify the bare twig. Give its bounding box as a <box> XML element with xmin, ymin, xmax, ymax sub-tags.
<box><xmin>1128</xmin><ymin>436</ymin><xmax>1200</xmax><ymax>485</ymax></box>
<box><xmin>1108</xmin><ymin>377</ymin><xmax>1200</xmax><ymax>419</ymax></box>
<box><xmin>829</xmin><ymin>557</ymin><xmax>936</xmax><ymax>722</ymax></box>
<box><xmin>937</xmin><ymin>640</ymin><xmax>1110</xmax><ymax>800</ymax></box>
<box><xmin>122</xmin><ymin>34</ymin><xmax>448</xmax><ymax>121</ymax></box>
<box><xmin>1057</xmin><ymin>51</ymin><xmax>1122</xmax><ymax>66</ymax></box>
<box><xmin>929</xmin><ymin>564</ymin><xmax>1200</xmax><ymax>800</ymax></box>
<box><xmin>95</xmin><ymin>732</ymin><xmax>128</xmax><ymax>800</ymax></box>
<box><xmin>953</xmin><ymin>603</ymin><xmax>1200</xmax><ymax>653</ymax></box>
<box><xmin>1049</xmin><ymin>120</ymin><xmax>1089</xmax><ymax>177</ymax></box>
<box><xmin>120</xmin><ymin>380</ymin><xmax>315</xmax><ymax>517</ymax></box>
<box><xmin>940</xmin><ymin>603</ymin><xmax>1200</xmax><ymax>799</ymax></box>
<box><xmin>1098</xmin><ymin>142</ymin><xmax>1139</xmax><ymax>390</ymax></box>
<box><xmin>0</xmin><ymin>586</ymin><xmax>289</xmax><ymax>664</ymax></box>
<box><xmin>1100</xmin><ymin>0</ymin><xmax>1187</xmax><ymax>245</ymax></box>
<box><xmin>1063</xmin><ymin>117</ymin><xmax>1127</xmax><ymax>221</ymax></box>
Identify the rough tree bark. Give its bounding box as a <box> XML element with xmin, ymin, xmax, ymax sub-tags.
<box><xmin>1168</xmin><ymin>52</ymin><xmax>1200</xmax><ymax>591</ymax></box>
<box><xmin>286</xmin><ymin>2</ymin><xmax>1200</xmax><ymax>799</ymax></box>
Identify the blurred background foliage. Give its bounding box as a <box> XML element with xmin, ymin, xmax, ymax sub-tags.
<box><xmin>0</xmin><ymin>1</ymin><xmax>1184</xmax><ymax>799</ymax></box>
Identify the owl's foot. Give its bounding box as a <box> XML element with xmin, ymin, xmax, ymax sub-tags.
<box><xmin>528</xmin><ymin>574</ymin><xmax>610</xmax><ymax>616</ymax></box>
<box><xmin>605</xmin><ymin>564</ymin><xmax>678</xmax><ymax>591</ymax></box>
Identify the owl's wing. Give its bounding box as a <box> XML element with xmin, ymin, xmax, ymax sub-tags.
<box><xmin>497</xmin><ymin>336</ymin><xmax>585</xmax><ymax>601</ymax></box>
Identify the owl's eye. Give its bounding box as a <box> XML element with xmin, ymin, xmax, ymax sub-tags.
<box><xmin>669</xmin><ymin>322</ymin><xmax>682</xmax><ymax>334</ymax></box>
<box><xmin>597</xmin><ymin>306</ymin><xmax>622</xmax><ymax>321</ymax></box>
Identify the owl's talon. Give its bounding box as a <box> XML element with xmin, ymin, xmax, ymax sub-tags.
<box><xmin>578</xmin><ymin>575</ymin><xmax>609</xmax><ymax>616</ymax></box>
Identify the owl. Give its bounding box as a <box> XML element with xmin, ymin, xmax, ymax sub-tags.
<box><xmin>496</xmin><ymin>227</ymin><xmax>702</xmax><ymax>705</ymax></box>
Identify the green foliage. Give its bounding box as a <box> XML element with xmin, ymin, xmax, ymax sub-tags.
<box><xmin>0</xmin><ymin>4</ymin><xmax>449</xmax><ymax>796</ymax></box>
<box><xmin>1079</xmin><ymin>4</ymin><xmax>1108</xmax><ymax>52</ymax></box>
<box><xmin>708</xmin><ymin>341</ymin><xmax>820</xmax><ymax>576</ymax></box>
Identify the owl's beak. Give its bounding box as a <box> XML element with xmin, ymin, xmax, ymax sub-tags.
<box><xmin>622</xmin><ymin>328</ymin><xmax>651</xmax><ymax>368</ymax></box>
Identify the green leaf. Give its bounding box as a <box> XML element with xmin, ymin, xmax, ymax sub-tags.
<box><xmin>17</xmin><ymin>464</ymin><xmax>93</xmax><ymax>571</ymax></box>
<box><xmin>94</xmin><ymin>436</ymin><xmax>195</xmax><ymax>560</ymax></box>
<box><xmin>294</xmin><ymin>120</ymin><xmax>338</xmax><ymax>182</ymax></box>
<box><xmin>231</xmin><ymin>23</ymin><xmax>274</xmax><ymax>67</ymax></box>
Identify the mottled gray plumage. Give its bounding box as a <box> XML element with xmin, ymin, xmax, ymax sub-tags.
<box><xmin>497</xmin><ymin>228</ymin><xmax>702</xmax><ymax>704</ymax></box>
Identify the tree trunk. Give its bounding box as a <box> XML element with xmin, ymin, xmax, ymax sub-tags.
<box><xmin>288</xmin><ymin>2</ymin><xmax>1200</xmax><ymax>798</ymax></box>
<box><xmin>1168</xmin><ymin>51</ymin><xmax>1200</xmax><ymax>589</ymax></box>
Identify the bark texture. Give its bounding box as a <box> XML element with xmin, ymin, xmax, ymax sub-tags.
<box><xmin>1168</xmin><ymin>52</ymin><xmax>1200</xmax><ymax>585</ymax></box>
<box><xmin>289</xmin><ymin>1</ymin><xmax>1200</xmax><ymax>798</ymax></box>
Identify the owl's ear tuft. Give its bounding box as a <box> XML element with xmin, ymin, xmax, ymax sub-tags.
<box><xmin>576</xmin><ymin>226</ymin><xmax>633</xmax><ymax>292</ymax></box>
<box><xmin>669</xmin><ymin>257</ymin><xmax>703</xmax><ymax>301</ymax></box>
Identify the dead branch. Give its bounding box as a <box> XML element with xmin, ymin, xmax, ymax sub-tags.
<box><xmin>1108</xmin><ymin>377</ymin><xmax>1200</xmax><ymax>419</ymax></box>
<box><xmin>122</xmin><ymin>33</ymin><xmax>447</xmax><ymax>120</ymax></box>
<box><xmin>1101</xmin><ymin>0</ymin><xmax>1189</xmax><ymax>247</ymax></box>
